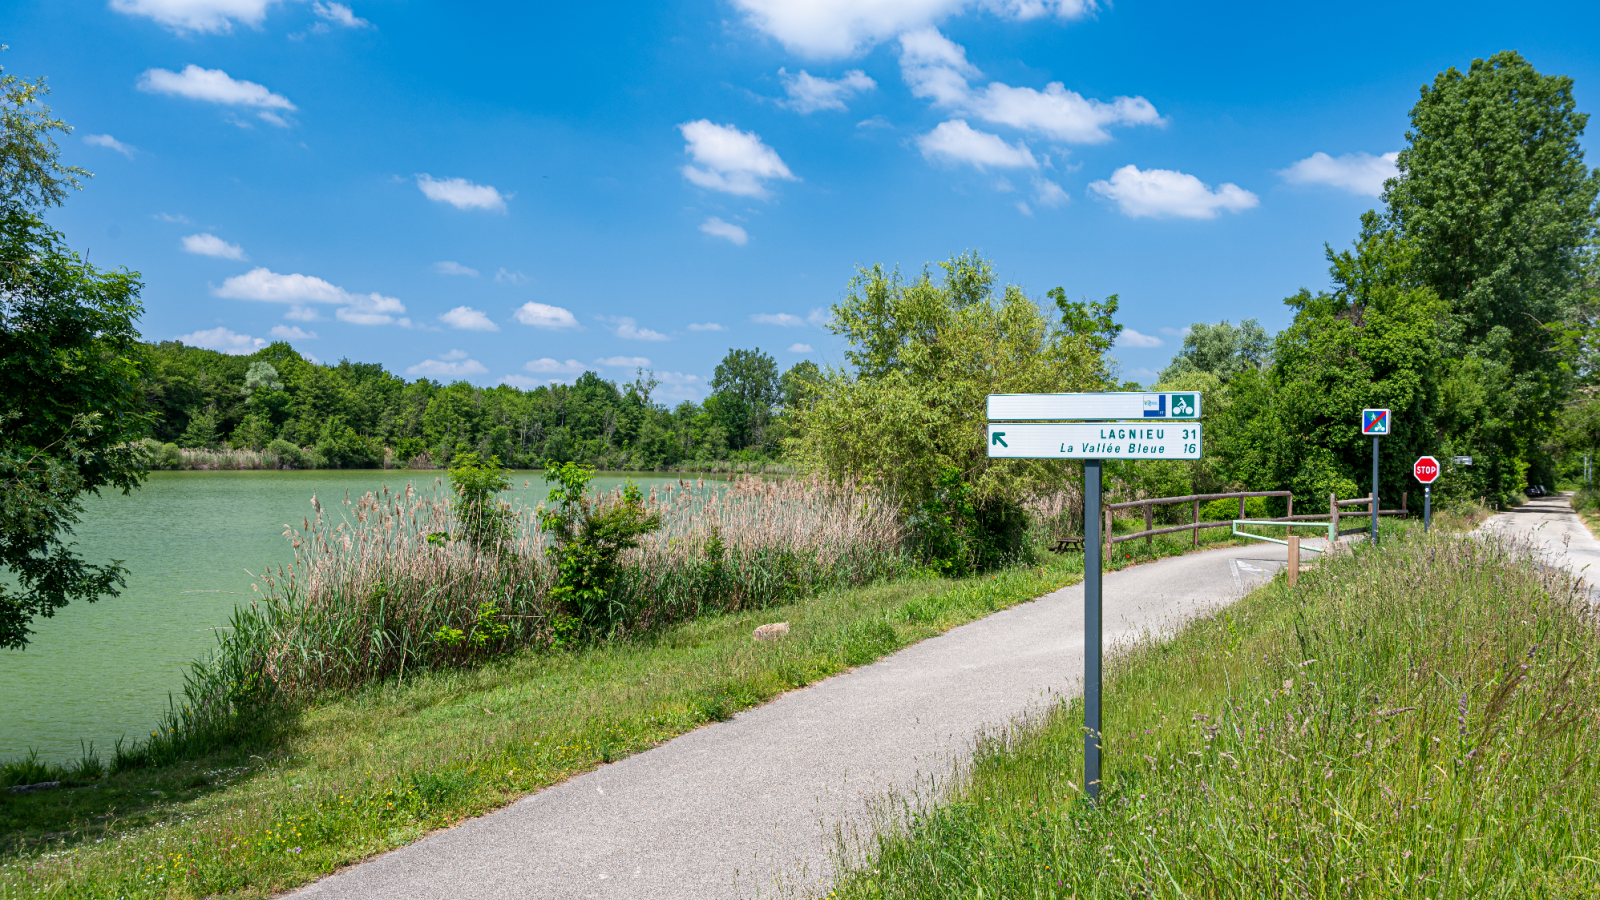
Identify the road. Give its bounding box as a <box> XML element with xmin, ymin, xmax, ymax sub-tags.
<box><xmin>290</xmin><ymin>541</ymin><xmax>1296</xmax><ymax>900</ymax></box>
<box><xmin>1481</xmin><ymin>492</ymin><xmax>1600</xmax><ymax>591</ymax></box>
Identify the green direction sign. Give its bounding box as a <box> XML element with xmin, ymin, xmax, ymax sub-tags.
<box><xmin>987</xmin><ymin>423</ymin><xmax>1201</xmax><ymax>459</ymax></box>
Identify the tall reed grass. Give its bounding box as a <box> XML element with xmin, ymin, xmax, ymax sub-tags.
<box><xmin>127</xmin><ymin>476</ymin><xmax>906</xmax><ymax>766</ymax></box>
<box><xmin>834</xmin><ymin>527</ymin><xmax>1600</xmax><ymax>898</ymax></box>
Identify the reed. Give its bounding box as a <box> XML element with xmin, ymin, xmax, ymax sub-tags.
<box><xmin>148</xmin><ymin>475</ymin><xmax>906</xmax><ymax>750</ymax></box>
<box><xmin>833</xmin><ymin>526</ymin><xmax>1600</xmax><ymax>898</ymax></box>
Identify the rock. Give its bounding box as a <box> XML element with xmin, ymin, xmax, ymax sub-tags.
<box><xmin>753</xmin><ymin>622</ymin><xmax>790</xmax><ymax>642</ymax></box>
<box><xmin>7</xmin><ymin>781</ymin><xmax>60</xmax><ymax>794</ymax></box>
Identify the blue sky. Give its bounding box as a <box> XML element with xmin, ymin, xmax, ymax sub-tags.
<box><xmin>7</xmin><ymin>0</ymin><xmax>1598</xmax><ymax>397</ymax></box>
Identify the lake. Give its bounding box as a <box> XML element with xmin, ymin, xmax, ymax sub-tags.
<box><xmin>0</xmin><ymin>469</ymin><xmax>707</xmax><ymax>761</ymax></box>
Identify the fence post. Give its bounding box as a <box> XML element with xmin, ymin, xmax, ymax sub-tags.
<box><xmin>1104</xmin><ymin>507</ymin><xmax>1112</xmax><ymax>558</ymax></box>
<box><xmin>1287</xmin><ymin>535</ymin><xmax>1299</xmax><ymax>588</ymax></box>
<box><xmin>1239</xmin><ymin>495</ymin><xmax>1246</xmax><ymax>520</ymax></box>
<box><xmin>1144</xmin><ymin>503</ymin><xmax>1153</xmax><ymax>553</ymax></box>
<box><xmin>1286</xmin><ymin>493</ymin><xmax>1293</xmax><ymax>520</ymax></box>
<box><xmin>1402</xmin><ymin>491</ymin><xmax>1408</xmax><ymax>515</ymax></box>
<box><xmin>1330</xmin><ymin>493</ymin><xmax>1339</xmax><ymax>542</ymax></box>
<box><xmin>1192</xmin><ymin>499</ymin><xmax>1200</xmax><ymax>548</ymax></box>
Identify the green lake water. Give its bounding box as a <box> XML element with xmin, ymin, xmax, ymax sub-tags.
<box><xmin>0</xmin><ymin>470</ymin><xmax>704</xmax><ymax>761</ymax></box>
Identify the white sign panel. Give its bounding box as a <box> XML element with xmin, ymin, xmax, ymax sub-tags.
<box><xmin>987</xmin><ymin>423</ymin><xmax>1202</xmax><ymax>459</ymax></box>
<box><xmin>987</xmin><ymin>392</ymin><xmax>1201</xmax><ymax>422</ymax></box>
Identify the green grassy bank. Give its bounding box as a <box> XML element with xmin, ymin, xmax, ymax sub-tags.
<box><xmin>832</xmin><ymin>524</ymin><xmax>1600</xmax><ymax>899</ymax></box>
<box><xmin>1</xmin><ymin>556</ymin><xmax>1089</xmax><ymax>899</ymax></box>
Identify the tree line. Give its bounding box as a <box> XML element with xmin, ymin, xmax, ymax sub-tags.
<box><xmin>142</xmin><ymin>339</ymin><xmax>820</xmax><ymax>470</ymax></box>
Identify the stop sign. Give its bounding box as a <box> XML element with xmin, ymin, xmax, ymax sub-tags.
<box><xmin>1413</xmin><ymin>456</ymin><xmax>1440</xmax><ymax>484</ymax></box>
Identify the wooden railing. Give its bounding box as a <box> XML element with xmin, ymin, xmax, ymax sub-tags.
<box><xmin>1100</xmin><ymin>490</ymin><xmax>1408</xmax><ymax>552</ymax></box>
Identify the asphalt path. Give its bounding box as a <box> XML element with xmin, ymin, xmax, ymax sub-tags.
<box><xmin>1481</xmin><ymin>492</ymin><xmax>1600</xmax><ymax>592</ymax></box>
<box><xmin>290</xmin><ymin>541</ymin><xmax>1298</xmax><ymax>900</ymax></box>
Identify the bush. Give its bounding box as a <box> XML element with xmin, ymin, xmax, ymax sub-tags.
<box><xmin>540</xmin><ymin>460</ymin><xmax>664</xmax><ymax>631</ymax></box>
<box><xmin>1200</xmin><ymin>496</ymin><xmax>1267</xmax><ymax>521</ymax></box>
<box><xmin>265</xmin><ymin>438</ymin><xmax>310</xmax><ymax>469</ymax></box>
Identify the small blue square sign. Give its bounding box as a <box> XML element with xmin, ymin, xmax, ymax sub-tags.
<box><xmin>1362</xmin><ymin>408</ymin><xmax>1391</xmax><ymax>436</ymax></box>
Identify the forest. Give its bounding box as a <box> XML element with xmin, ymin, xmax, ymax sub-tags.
<box><xmin>139</xmin><ymin>339</ymin><xmax>818</xmax><ymax>471</ymax></box>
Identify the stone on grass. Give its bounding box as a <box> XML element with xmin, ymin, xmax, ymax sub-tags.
<box><xmin>753</xmin><ymin>622</ymin><xmax>790</xmax><ymax>642</ymax></box>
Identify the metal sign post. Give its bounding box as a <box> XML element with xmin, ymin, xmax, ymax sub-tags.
<box><xmin>1413</xmin><ymin>455</ymin><xmax>1439</xmax><ymax>532</ymax></box>
<box><xmin>987</xmin><ymin>391</ymin><xmax>1201</xmax><ymax>804</ymax></box>
<box><xmin>1362</xmin><ymin>409</ymin><xmax>1390</xmax><ymax>544</ymax></box>
<box><xmin>1082</xmin><ymin>458</ymin><xmax>1102</xmax><ymax>799</ymax></box>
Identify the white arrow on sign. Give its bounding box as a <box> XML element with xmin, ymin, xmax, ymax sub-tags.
<box><xmin>987</xmin><ymin>422</ymin><xmax>1202</xmax><ymax>459</ymax></box>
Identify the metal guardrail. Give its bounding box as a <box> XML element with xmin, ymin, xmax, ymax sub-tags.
<box><xmin>1232</xmin><ymin>519</ymin><xmax>1337</xmax><ymax>552</ymax></box>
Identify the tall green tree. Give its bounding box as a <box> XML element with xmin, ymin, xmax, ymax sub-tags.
<box><xmin>1157</xmin><ymin>319</ymin><xmax>1271</xmax><ymax>384</ymax></box>
<box><xmin>1</xmin><ymin>60</ymin><xmax>151</xmax><ymax>647</ymax></box>
<box><xmin>709</xmin><ymin>347</ymin><xmax>780</xmax><ymax>451</ymax></box>
<box><xmin>1383</xmin><ymin>50</ymin><xmax>1600</xmax><ymax>494</ymax></box>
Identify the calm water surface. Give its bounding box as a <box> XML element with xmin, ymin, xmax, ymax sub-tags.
<box><xmin>0</xmin><ymin>470</ymin><xmax>704</xmax><ymax>760</ymax></box>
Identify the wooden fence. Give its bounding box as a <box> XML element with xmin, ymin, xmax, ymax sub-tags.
<box><xmin>1103</xmin><ymin>490</ymin><xmax>1408</xmax><ymax>553</ymax></box>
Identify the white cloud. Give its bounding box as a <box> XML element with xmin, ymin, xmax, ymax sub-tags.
<box><xmin>678</xmin><ymin>120</ymin><xmax>797</xmax><ymax>198</ymax></box>
<box><xmin>603</xmin><ymin>316</ymin><xmax>670</xmax><ymax>341</ymax></box>
<box><xmin>138</xmin><ymin>66</ymin><xmax>295</xmax><ymax>128</ymax></box>
<box><xmin>178</xmin><ymin>326</ymin><xmax>266</xmax><ymax>354</ymax></box>
<box><xmin>1278</xmin><ymin>151</ymin><xmax>1399</xmax><ymax>197</ymax></box>
<box><xmin>1158</xmin><ymin>326</ymin><xmax>1189</xmax><ymax>337</ymax></box>
<box><xmin>595</xmin><ymin>355</ymin><xmax>652</xmax><ymax>368</ymax></box>
<box><xmin>110</xmin><ymin>0</ymin><xmax>284</xmax><ymax>33</ymax></box>
<box><xmin>788</xmin><ymin>342</ymin><xmax>815</xmax><ymax>352</ymax></box>
<box><xmin>1033</xmin><ymin>176</ymin><xmax>1068</xmax><ymax>207</ymax></box>
<box><xmin>153</xmin><ymin>212</ymin><xmax>192</xmax><ymax>223</ymax></box>
<box><xmin>513</xmin><ymin>302</ymin><xmax>578</xmax><ymax>329</ymax></box>
<box><xmin>753</xmin><ymin>312</ymin><xmax>808</xmax><ymax>327</ymax></box>
<box><xmin>84</xmin><ymin>134</ymin><xmax>134</xmax><ymax>157</ymax></box>
<box><xmin>700</xmin><ymin>216</ymin><xmax>749</xmax><ymax>245</ymax></box>
<box><xmin>416</xmin><ymin>174</ymin><xmax>509</xmax><ymax>213</ymax></box>
<box><xmin>1124</xmin><ymin>366</ymin><xmax>1160</xmax><ymax>383</ymax></box>
<box><xmin>779</xmin><ymin>68</ymin><xmax>876</xmax><ymax>113</ymax></box>
<box><xmin>523</xmin><ymin>358</ymin><xmax>586</xmax><ymax>374</ymax></box>
<box><xmin>433</xmin><ymin>261</ymin><xmax>479</xmax><ymax>277</ymax></box>
<box><xmin>730</xmin><ymin>0</ymin><xmax>1096</xmax><ymax>58</ymax></box>
<box><xmin>1088</xmin><ymin>165</ymin><xmax>1259</xmax><ymax>220</ymax></box>
<box><xmin>285</xmin><ymin>305</ymin><xmax>323</xmax><ymax>322</ymax></box>
<box><xmin>657</xmin><ymin>371</ymin><xmax>702</xmax><ymax>385</ymax></box>
<box><xmin>899</xmin><ymin>29</ymin><xmax>1159</xmax><ymax>144</ymax></box>
<box><xmin>499</xmin><ymin>375</ymin><xmax>548</xmax><ymax>389</ymax></box>
<box><xmin>407</xmin><ymin>355</ymin><xmax>489</xmax><ymax>378</ymax></box>
<box><xmin>439</xmin><ymin>306</ymin><xmax>499</xmax><ymax>331</ymax></box>
<box><xmin>212</xmin><ymin>267</ymin><xmax>408</xmax><ymax>325</ymax></box>
<box><xmin>687</xmin><ymin>322</ymin><xmax>726</xmax><ymax>331</ymax></box>
<box><xmin>495</xmin><ymin>268</ymin><xmax>529</xmax><ymax>285</ymax></box>
<box><xmin>181</xmin><ymin>233</ymin><xmax>247</xmax><ymax>260</ymax></box>
<box><xmin>269</xmin><ymin>324</ymin><xmax>317</xmax><ymax>340</ymax></box>
<box><xmin>312</xmin><ymin>1</ymin><xmax>369</xmax><ymax>27</ymax></box>
<box><xmin>1116</xmin><ymin>328</ymin><xmax>1162</xmax><ymax>348</ymax></box>
<box><xmin>808</xmin><ymin>308</ymin><xmax>829</xmax><ymax>327</ymax></box>
<box><xmin>1016</xmin><ymin>201</ymin><xmax>1032</xmax><ymax>216</ymax></box>
<box><xmin>916</xmin><ymin>119</ymin><xmax>1037</xmax><ymax>170</ymax></box>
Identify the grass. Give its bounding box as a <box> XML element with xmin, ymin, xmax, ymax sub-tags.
<box><xmin>830</xmin><ymin>522</ymin><xmax>1600</xmax><ymax>899</ymax></box>
<box><xmin>0</xmin><ymin>552</ymin><xmax>1088</xmax><ymax>899</ymax></box>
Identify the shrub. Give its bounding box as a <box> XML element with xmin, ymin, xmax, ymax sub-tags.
<box><xmin>540</xmin><ymin>460</ymin><xmax>664</xmax><ymax>632</ymax></box>
<box><xmin>265</xmin><ymin>438</ymin><xmax>310</xmax><ymax>469</ymax></box>
<box><xmin>1200</xmin><ymin>496</ymin><xmax>1267</xmax><ymax>521</ymax></box>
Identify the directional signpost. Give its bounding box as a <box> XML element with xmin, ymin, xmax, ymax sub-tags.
<box><xmin>1413</xmin><ymin>455</ymin><xmax>1439</xmax><ymax>532</ymax></box>
<box><xmin>1361</xmin><ymin>409</ymin><xmax>1390</xmax><ymax>544</ymax></box>
<box><xmin>987</xmin><ymin>391</ymin><xmax>1201</xmax><ymax>803</ymax></box>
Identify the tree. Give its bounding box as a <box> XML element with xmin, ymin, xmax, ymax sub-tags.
<box><xmin>790</xmin><ymin>251</ymin><xmax>1121</xmax><ymax>571</ymax></box>
<box><xmin>1157</xmin><ymin>319</ymin><xmax>1271</xmax><ymax>383</ymax></box>
<box><xmin>1</xmin><ymin>62</ymin><xmax>151</xmax><ymax>649</ymax></box>
<box><xmin>1383</xmin><ymin>50</ymin><xmax>1600</xmax><ymax>495</ymax></box>
<box><xmin>0</xmin><ymin>211</ymin><xmax>149</xmax><ymax>649</ymax></box>
<box><xmin>709</xmin><ymin>348</ymin><xmax>780</xmax><ymax>451</ymax></box>
<box><xmin>1212</xmin><ymin>218</ymin><xmax>1448</xmax><ymax>506</ymax></box>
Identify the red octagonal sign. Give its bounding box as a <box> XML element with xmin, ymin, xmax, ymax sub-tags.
<box><xmin>1414</xmin><ymin>456</ymin><xmax>1440</xmax><ymax>484</ymax></box>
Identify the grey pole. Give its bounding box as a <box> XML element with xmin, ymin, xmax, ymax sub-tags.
<box><xmin>1424</xmin><ymin>485</ymin><xmax>1431</xmax><ymax>533</ymax></box>
<box><xmin>1083</xmin><ymin>458</ymin><xmax>1103</xmax><ymax>803</ymax></box>
<box><xmin>1371</xmin><ymin>437</ymin><xmax>1380</xmax><ymax>545</ymax></box>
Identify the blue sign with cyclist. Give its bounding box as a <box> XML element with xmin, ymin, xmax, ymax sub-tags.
<box><xmin>1361</xmin><ymin>408</ymin><xmax>1390</xmax><ymax>436</ymax></box>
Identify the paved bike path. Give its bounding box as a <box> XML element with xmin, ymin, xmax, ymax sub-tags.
<box><xmin>1481</xmin><ymin>493</ymin><xmax>1600</xmax><ymax>593</ymax></box>
<box><xmin>291</xmin><ymin>542</ymin><xmax>1295</xmax><ymax>900</ymax></box>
